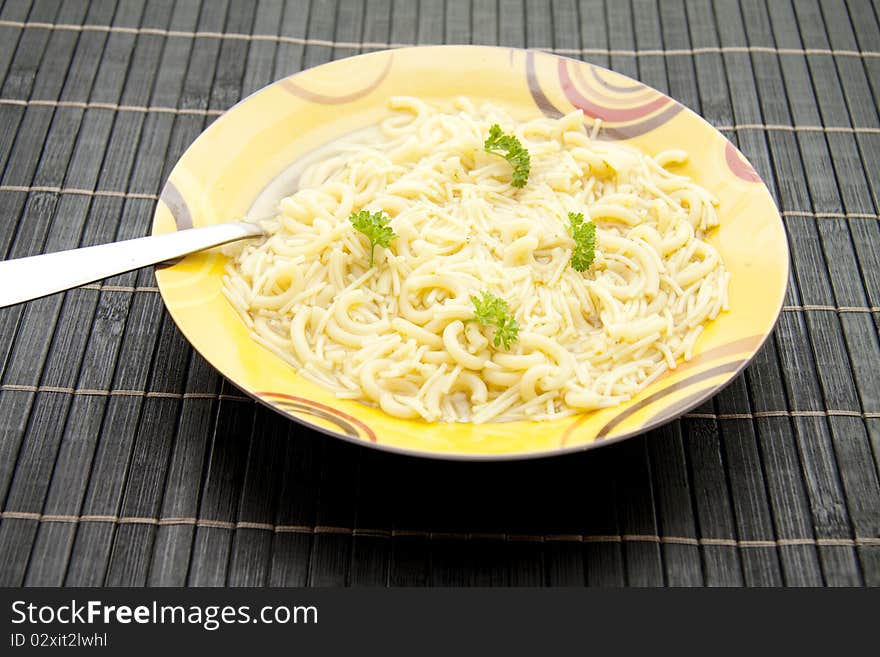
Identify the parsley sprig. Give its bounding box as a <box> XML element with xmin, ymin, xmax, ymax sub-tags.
<box><xmin>349</xmin><ymin>210</ymin><xmax>397</xmax><ymax>268</ymax></box>
<box><xmin>567</xmin><ymin>212</ymin><xmax>597</xmax><ymax>272</ymax></box>
<box><xmin>471</xmin><ymin>291</ymin><xmax>520</xmax><ymax>350</ymax></box>
<box><xmin>484</xmin><ymin>124</ymin><xmax>531</xmax><ymax>188</ymax></box>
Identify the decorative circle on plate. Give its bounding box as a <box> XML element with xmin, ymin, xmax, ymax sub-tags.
<box><xmin>258</xmin><ymin>392</ymin><xmax>377</xmax><ymax>443</ymax></box>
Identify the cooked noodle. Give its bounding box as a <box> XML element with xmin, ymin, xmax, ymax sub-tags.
<box><xmin>222</xmin><ymin>97</ymin><xmax>729</xmax><ymax>423</ymax></box>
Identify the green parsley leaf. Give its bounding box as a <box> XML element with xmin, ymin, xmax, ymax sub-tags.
<box><xmin>349</xmin><ymin>210</ymin><xmax>397</xmax><ymax>268</ymax></box>
<box><xmin>470</xmin><ymin>291</ymin><xmax>520</xmax><ymax>350</ymax></box>
<box><xmin>484</xmin><ymin>124</ymin><xmax>531</xmax><ymax>188</ymax></box>
<box><xmin>567</xmin><ymin>212</ymin><xmax>597</xmax><ymax>272</ymax></box>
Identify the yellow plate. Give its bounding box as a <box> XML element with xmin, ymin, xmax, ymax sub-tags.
<box><xmin>152</xmin><ymin>45</ymin><xmax>789</xmax><ymax>460</ymax></box>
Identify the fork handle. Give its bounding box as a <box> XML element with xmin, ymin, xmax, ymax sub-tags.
<box><xmin>0</xmin><ymin>221</ymin><xmax>263</xmax><ymax>308</ymax></box>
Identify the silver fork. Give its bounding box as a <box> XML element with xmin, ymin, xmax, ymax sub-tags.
<box><xmin>0</xmin><ymin>221</ymin><xmax>263</xmax><ymax>308</ymax></box>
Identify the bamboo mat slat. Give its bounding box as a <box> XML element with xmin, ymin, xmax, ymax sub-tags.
<box><xmin>0</xmin><ymin>0</ymin><xmax>877</xmax><ymax>588</ymax></box>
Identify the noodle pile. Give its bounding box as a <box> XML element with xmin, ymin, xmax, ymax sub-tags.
<box><xmin>223</xmin><ymin>97</ymin><xmax>729</xmax><ymax>423</ymax></box>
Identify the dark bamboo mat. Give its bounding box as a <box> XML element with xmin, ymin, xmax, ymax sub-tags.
<box><xmin>0</xmin><ymin>0</ymin><xmax>877</xmax><ymax>587</ymax></box>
